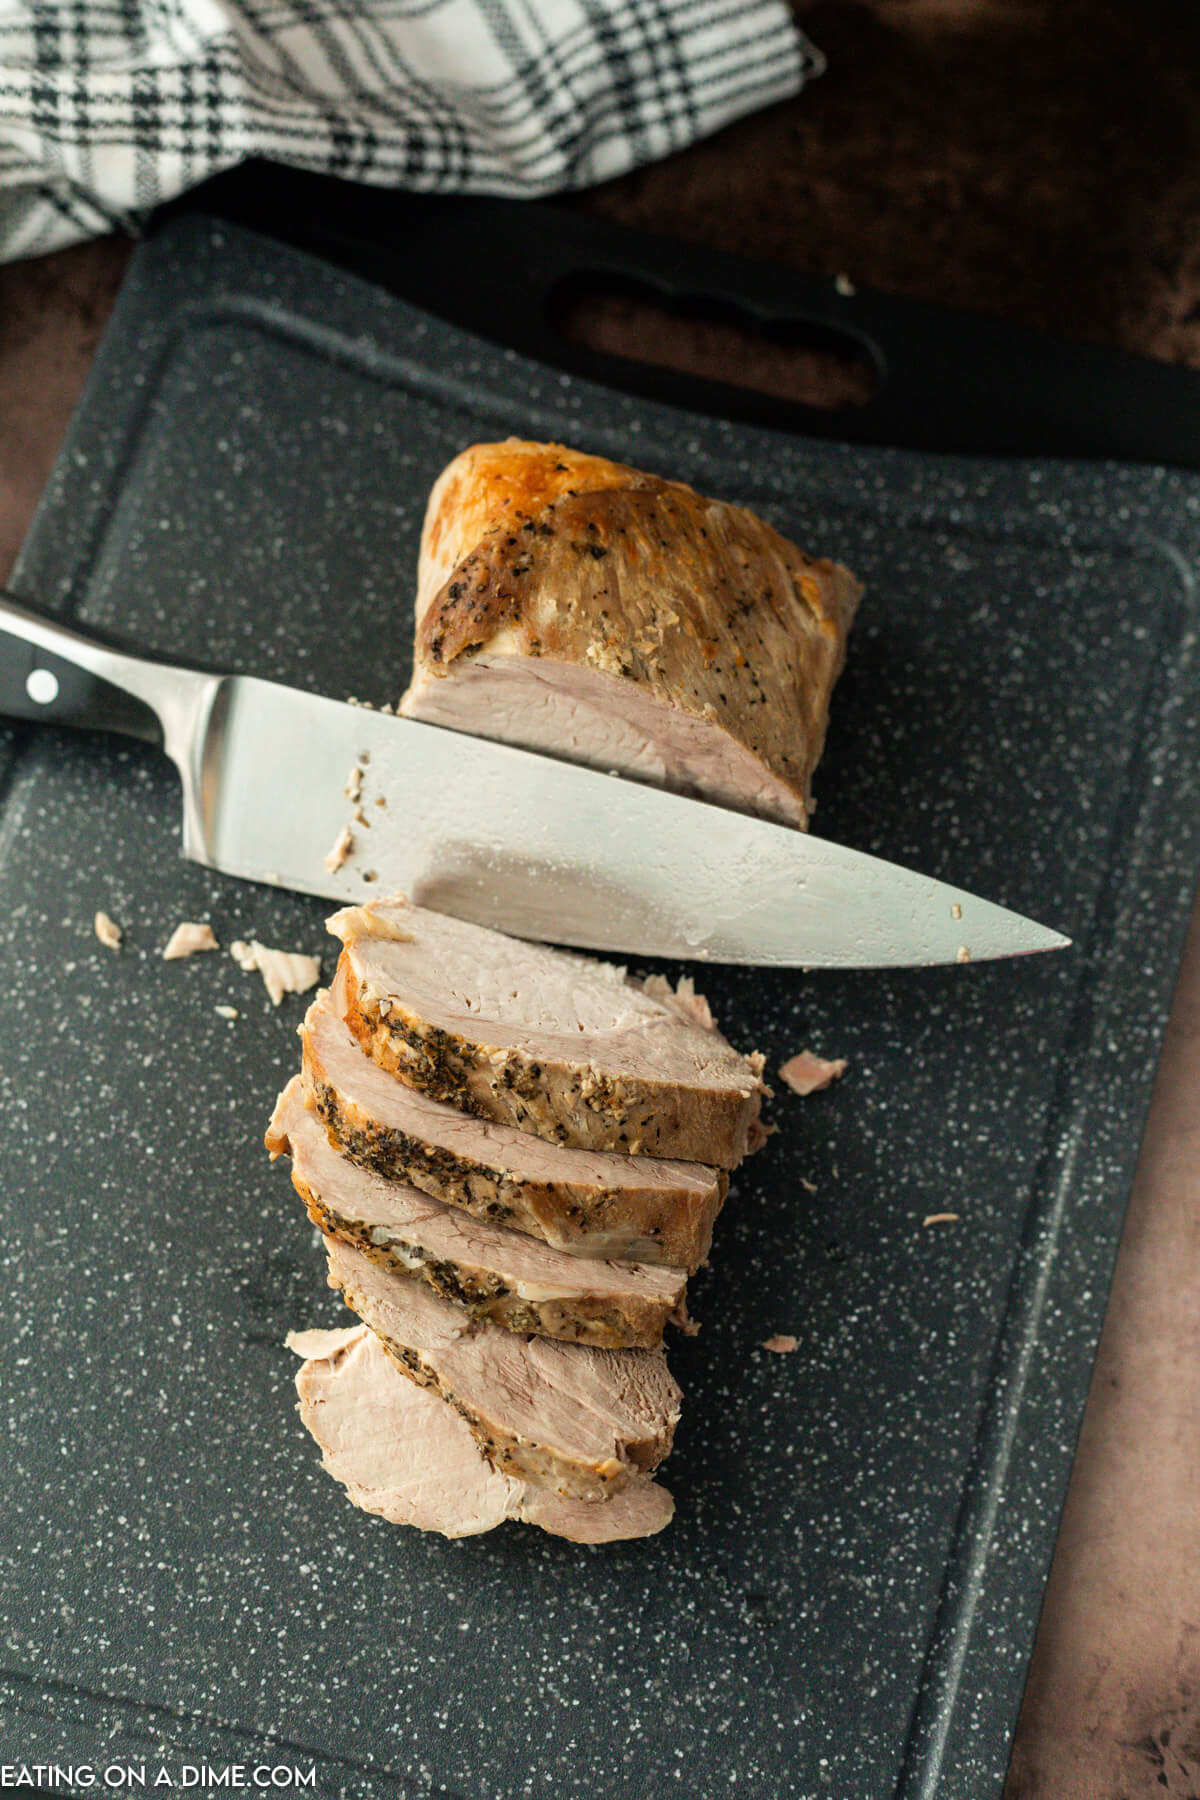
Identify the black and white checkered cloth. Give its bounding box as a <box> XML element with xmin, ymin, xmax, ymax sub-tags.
<box><xmin>0</xmin><ymin>0</ymin><xmax>822</xmax><ymax>261</ymax></box>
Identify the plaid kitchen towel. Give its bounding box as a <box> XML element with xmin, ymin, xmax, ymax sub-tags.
<box><xmin>0</xmin><ymin>0</ymin><xmax>822</xmax><ymax>261</ymax></box>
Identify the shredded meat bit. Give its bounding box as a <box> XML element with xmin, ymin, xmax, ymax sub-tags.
<box><xmin>214</xmin><ymin>1003</ymin><xmax>239</xmax><ymax>1021</ymax></box>
<box><xmin>324</xmin><ymin>826</ymin><xmax>354</xmax><ymax>872</ymax></box>
<box><xmin>641</xmin><ymin>973</ymin><xmax>717</xmax><ymax>1032</ymax></box>
<box><xmin>94</xmin><ymin>911</ymin><xmax>123</xmax><ymax>950</ymax></box>
<box><xmin>327</xmin><ymin>902</ymin><xmax>413</xmax><ymax>945</ymax></box>
<box><xmin>230</xmin><ymin>939</ymin><xmax>321</xmax><ymax>1007</ymax></box>
<box><xmin>778</xmin><ymin>1051</ymin><xmax>848</xmax><ymax>1096</ymax></box>
<box><xmin>763</xmin><ymin>1334</ymin><xmax>798</xmax><ymax>1354</ymax></box>
<box><xmin>671</xmin><ymin>1295</ymin><xmax>701</xmax><ymax>1338</ymax></box>
<box><xmin>162</xmin><ymin>921</ymin><xmax>219</xmax><ymax>960</ymax></box>
<box><xmin>744</xmin><ymin>1115</ymin><xmax>777</xmax><ymax>1155</ymax></box>
<box><xmin>922</xmin><ymin>1212</ymin><xmax>961</xmax><ymax>1228</ymax></box>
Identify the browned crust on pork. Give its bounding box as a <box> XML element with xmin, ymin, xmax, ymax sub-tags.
<box><xmin>417</xmin><ymin>441</ymin><xmax>651</xmax><ymax>607</ymax></box>
<box><xmin>339</xmin><ymin>956</ymin><xmax>763</xmax><ymax>1169</ymax></box>
<box><xmin>412</xmin><ymin>443</ymin><xmax>861</xmax><ymax>828</ymax></box>
<box><xmin>301</xmin><ymin>1019</ymin><xmax>725</xmax><ymax>1270</ymax></box>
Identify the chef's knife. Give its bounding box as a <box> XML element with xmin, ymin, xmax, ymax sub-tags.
<box><xmin>0</xmin><ymin>593</ymin><xmax>1068</xmax><ymax>967</ymax></box>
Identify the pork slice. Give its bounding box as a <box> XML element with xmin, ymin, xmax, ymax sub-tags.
<box><xmin>400</xmin><ymin>440</ymin><xmax>861</xmax><ymax>830</ymax></box>
<box><xmin>268</xmin><ymin>1078</ymin><xmax>687</xmax><ymax>1349</ymax></box>
<box><xmin>303</xmin><ymin>977</ymin><xmax>725</xmax><ymax>1270</ymax></box>
<box><xmin>329</xmin><ymin>897</ymin><xmax>765</xmax><ymax>1168</ymax></box>
<box><xmin>288</xmin><ymin>1325</ymin><xmax>674</xmax><ymax>1541</ymax></box>
<box><xmin>323</xmin><ymin>1235</ymin><xmax>680</xmax><ymax>1500</ymax></box>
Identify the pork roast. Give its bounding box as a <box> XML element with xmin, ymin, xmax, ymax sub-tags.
<box><xmin>289</xmin><ymin>1326</ymin><xmax>674</xmax><ymax>1542</ymax></box>
<box><xmin>302</xmin><ymin>976</ymin><xmax>725</xmax><ymax>1270</ymax></box>
<box><xmin>267</xmin><ymin>1077</ymin><xmax>687</xmax><ymax>1349</ymax></box>
<box><xmin>398</xmin><ymin>440</ymin><xmax>861</xmax><ymax>829</ymax></box>
<box><xmin>329</xmin><ymin>898</ymin><xmax>765</xmax><ymax>1167</ymax></box>
<box><xmin>323</xmin><ymin>1235</ymin><xmax>680</xmax><ymax>1500</ymax></box>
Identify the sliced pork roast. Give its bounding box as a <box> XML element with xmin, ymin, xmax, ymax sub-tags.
<box><xmin>398</xmin><ymin>440</ymin><xmax>861</xmax><ymax>829</ymax></box>
<box><xmin>323</xmin><ymin>1235</ymin><xmax>680</xmax><ymax>1500</ymax></box>
<box><xmin>329</xmin><ymin>898</ymin><xmax>765</xmax><ymax>1167</ymax></box>
<box><xmin>289</xmin><ymin>1326</ymin><xmax>674</xmax><ymax>1542</ymax></box>
<box><xmin>268</xmin><ymin>1078</ymin><xmax>687</xmax><ymax>1349</ymax></box>
<box><xmin>302</xmin><ymin>976</ymin><xmax>725</xmax><ymax>1270</ymax></box>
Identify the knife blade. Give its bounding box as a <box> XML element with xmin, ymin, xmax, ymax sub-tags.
<box><xmin>0</xmin><ymin>592</ymin><xmax>1069</xmax><ymax>967</ymax></box>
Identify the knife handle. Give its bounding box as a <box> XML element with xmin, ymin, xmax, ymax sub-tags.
<box><xmin>0</xmin><ymin>592</ymin><xmax>216</xmax><ymax>764</ymax></box>
<box><xmin>0</xmin><ymin>593</ymin><xmax>161</xmax><ymax>743</ymax></box>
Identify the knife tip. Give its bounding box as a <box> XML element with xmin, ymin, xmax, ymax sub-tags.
<box><xmin>997</xmin><ymin>922</ymin><xmax>1072</xmax><ymax>960</ymax></box>
<box><xmin>948</xmin><ymin>910</ymin><xmax>1072</xmax><ymax>965</ymax></box>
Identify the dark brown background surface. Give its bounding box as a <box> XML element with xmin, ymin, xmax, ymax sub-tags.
<box><xmin>2</xmin><ymin>3</ymin><xmax>1198</xmax><ymax>1794</ymax></box>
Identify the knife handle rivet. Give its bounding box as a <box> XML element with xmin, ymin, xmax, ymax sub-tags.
<box><xmin>26</xmin><ymin>668</ymin><xmax>59</xmax><ymax>705</ymax></box>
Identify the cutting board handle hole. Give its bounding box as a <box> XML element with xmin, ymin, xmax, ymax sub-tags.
<box><xmin>549</xmin><ymin>274</ymin><xmax>880</xmax><ymax>412</ymax></box>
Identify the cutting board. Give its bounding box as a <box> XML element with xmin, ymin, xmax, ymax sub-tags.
<box><xmin>3</xmin><ymin>215</ymin><xmax>1199</xmax><ymax>1800</ymax></box>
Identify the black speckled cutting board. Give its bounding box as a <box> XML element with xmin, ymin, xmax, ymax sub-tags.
<box><xmin>3</xmin><ymin>216</ymin><xmax>1199</xmax><ymax>1800</ymax></box>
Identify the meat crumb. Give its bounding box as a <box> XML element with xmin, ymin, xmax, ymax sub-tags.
<box><xmin>800</xmin><ymin>1177</ymin><xmax>818</xmax><ymax>1194</ymax></box>
<box><xmin>94</xmin><ymin>911</ymin><xmax>123</xmax><ymax>950</ymax></box>
<box><xmin>834</xmin><ymin>272</ymin><xmax>856</xmax><ymax>297</ymax></box>
<box><xmin>922</xmin><ymin>1212</ymin><xmax>961</xmax><ymax>1228</ymax></box>
<box><xmin>214</xmin><ymin>1003</ymin><xmax>239</xmax><ymax>1021</ymax></box>
<box><xmin>763</xmin><ymin>1334</ymin><xmax>798</xmax><ymax>1354</ymax></box>
<box><xmin>162</xmin><ymin>921</ymin><xmax>219</xmax><ymax>960</ymax></box>
<box><xmin>323</xmin><ymin>826</ymin><xmax>354</xmax><ymax>873</ymax></box>
<box><xmin>956</xmin><ymin>945</ymin><xmax>972</xmax><ymax>964</ymax></box>
<box><xmin>344</xmin><ymin>764</ymin><xmax>363</xmax><ymax>803</ymax></box>
<box><xmin>230</xmin><ymin>939</ymin><xmax>321</xmax><ymax>1007</ymax></box>
<box><xmin>951</xmin><ymin>902</ymin><xmax>963</xmax><ymax>921</ymax></box>
<box><xmin>778</xmin><ymin>1051</ymin><xmax>848</xmax><ymax>1096</ymax></box>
